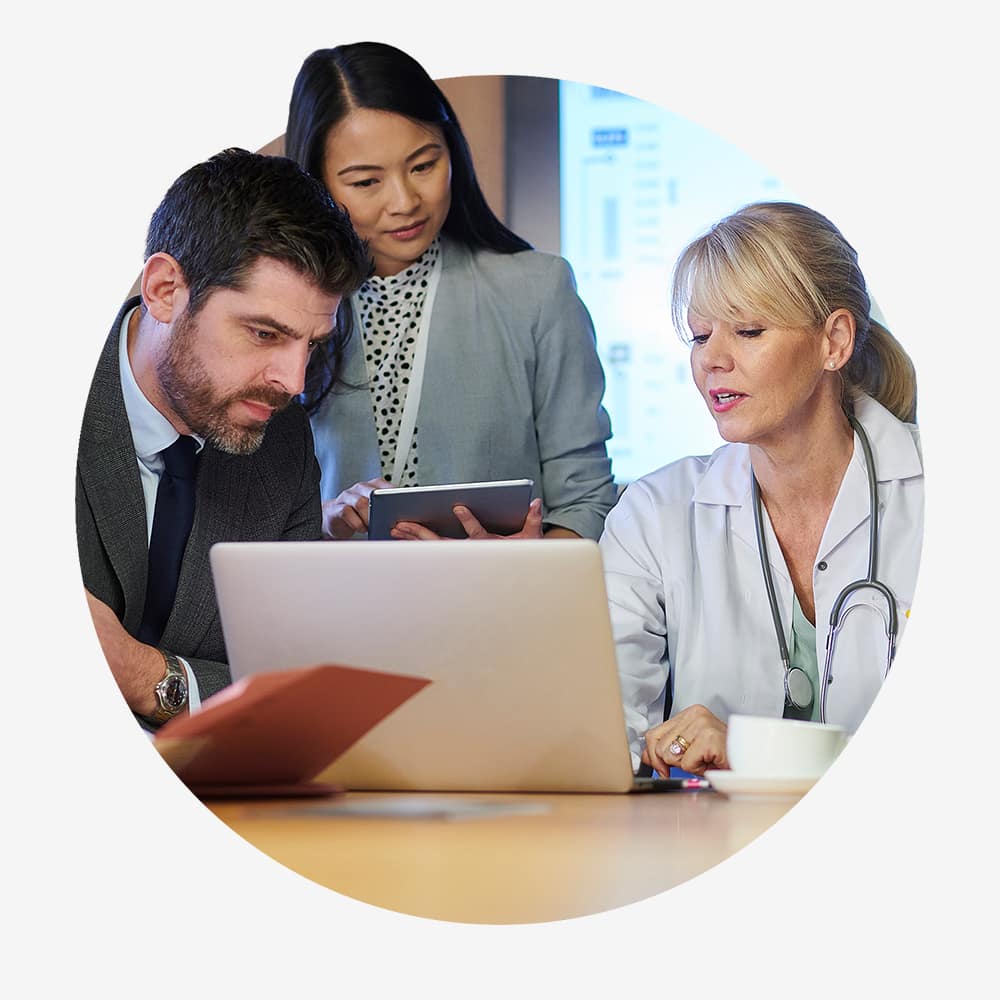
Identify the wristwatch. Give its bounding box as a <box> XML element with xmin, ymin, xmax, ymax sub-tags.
<box><xmin>145</xmin><ymin>650</ymin><xmax>189</xmax><ymax>725</ymax></box>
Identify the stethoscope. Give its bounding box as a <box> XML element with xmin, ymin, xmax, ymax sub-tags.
<box><xmin>751</xmin><ymin>415</ymin><xmax>899</xmax><ymax>723</ymax></box>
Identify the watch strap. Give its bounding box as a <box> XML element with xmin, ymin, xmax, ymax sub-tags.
<box><xmin>145</xmin><ymin>649</ymin><xmax>189</xmax><ymax>725</ymax></box>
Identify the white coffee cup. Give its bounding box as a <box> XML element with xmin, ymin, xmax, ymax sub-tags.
<box><xmin>726</xmin><ymin>714</ymin><xmax>848</xmax><ymax>778</ymax></box>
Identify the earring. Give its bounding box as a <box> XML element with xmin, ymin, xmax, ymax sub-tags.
<box><xmin>828</xmin><ymin>361</ymin><xmax>836</xmax><ymax>369</ymax></box>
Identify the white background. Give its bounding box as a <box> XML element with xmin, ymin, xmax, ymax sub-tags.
<box><xmin>5</xmin><ymin>2</ymin><xmax>996</xmax><ymax>996</ymax></box>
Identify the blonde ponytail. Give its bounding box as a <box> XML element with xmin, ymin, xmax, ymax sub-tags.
<box><xmin>844</xmin><ymin>319</ymin><xmax>917</xmax><ymax>424</ymax></box>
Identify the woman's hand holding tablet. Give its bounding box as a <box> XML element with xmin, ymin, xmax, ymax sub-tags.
<box><xmin>367</xmin><ymin>479</ymin><xmax>537</xmax><ymax>540</ymax></box>
<box><xmin>321</xmin><ymin>477</ymin><xmax>393</xmax><ymax>539</ymax></box>
<box><xmin>393</xmin><ymin>497</ymin><xmax>543</xmax><ymax>541</ymax></box>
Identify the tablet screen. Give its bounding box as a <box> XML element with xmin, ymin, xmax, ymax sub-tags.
<box><xmin>368</xmin><ymin>479</ymin><xmax>534</xmax><ymax>540</ymax></box>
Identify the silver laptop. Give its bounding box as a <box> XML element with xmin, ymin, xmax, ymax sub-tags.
<box><xmin>209</xmin><ymin>539</ymin><xmax>636</xmax><ymax>793</ymax></box>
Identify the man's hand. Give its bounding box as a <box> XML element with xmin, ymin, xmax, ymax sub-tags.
<box><xmin>85</xmin><ymin>590</ymin><xmax>168</xmax><ymax>717</ymax></box>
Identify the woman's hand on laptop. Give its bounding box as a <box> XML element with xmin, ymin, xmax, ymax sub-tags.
<box><xmin>391</xmin><ymin>498</ymin><xmax>544</xmax><ymax>541</ymax></box>
<box><xmin>322</xmin><ymin>478</ymin><xmax>393</xmax><ymax>539</ymax></box>
<box><xmin>639</xmin><ymin>704</ymin><xmax>729</xmax><ymax>776</ymax></box>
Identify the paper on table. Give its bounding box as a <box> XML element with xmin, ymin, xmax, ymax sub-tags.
<box><xmin>154</xmin><ymin>663</ymin><xmax>430</xmax><ymax>797</ymax></box>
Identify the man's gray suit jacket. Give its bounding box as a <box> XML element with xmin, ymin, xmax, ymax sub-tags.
<box><xmin>76</xmin><ymin>298</ymin><xmax>323</xmax><ymax>699</ymax></box>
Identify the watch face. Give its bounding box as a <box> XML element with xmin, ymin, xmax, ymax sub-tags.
<box><xmin>161</xmin><ymin>674</ymin><xmax>188</xmax><ymax>710</ymax></box>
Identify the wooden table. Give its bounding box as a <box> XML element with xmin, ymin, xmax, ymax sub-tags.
<box><xmin>207</xmin><ymin>788</ymin><xmax>797</xmax><ymax>923</ymax></box>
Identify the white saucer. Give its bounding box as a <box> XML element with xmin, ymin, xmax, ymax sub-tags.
<box><xmin>705</xmin><ymin>770</ymin><xmax>818</xmax><ymax>800</ymax></box>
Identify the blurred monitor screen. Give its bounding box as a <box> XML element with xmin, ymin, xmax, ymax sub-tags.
<box><xmin>557</xmin><ymin>81</ymin><xmax>801</xmax><ymax>483</ymax></box>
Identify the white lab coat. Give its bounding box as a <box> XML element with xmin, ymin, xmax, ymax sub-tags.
<box><xmin>599</xmin><ymin>394</ymin><xmax>924</xmax><ymax>756</ymax></box>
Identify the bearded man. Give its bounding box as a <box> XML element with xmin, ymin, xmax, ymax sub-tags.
<box><xmin>76</xmin><ymin>148</ymin><xmax>370</xmax><ymax>728</ymax></box>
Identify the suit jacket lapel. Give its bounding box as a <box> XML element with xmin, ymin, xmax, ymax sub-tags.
<box><xmin>77</xmin><ymin>302</ymin><xmax>150</xmax><ymax>632</ymax></box>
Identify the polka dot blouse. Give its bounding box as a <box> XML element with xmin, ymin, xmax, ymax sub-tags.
<box><xmin>353</xmin><ymin>238</ymin><xmax>441</xmax><ymax>485</ymax></box>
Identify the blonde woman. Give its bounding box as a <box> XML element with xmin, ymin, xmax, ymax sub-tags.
<box><xmin>599</xmin><ymin>202</ymin><xmax>923</xmax><ymax>776</ymax></box>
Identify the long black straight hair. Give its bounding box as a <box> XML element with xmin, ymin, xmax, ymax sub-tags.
<box><xmin>285</xmin><ymin>42</ymin><xmax>532</xmax><ymax>256</ymax></box>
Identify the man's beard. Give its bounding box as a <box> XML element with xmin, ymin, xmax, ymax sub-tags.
<box><xmin>156</xmin><ymin>311</ymin><xmax>293</xmax><ymax>456</ymax></box>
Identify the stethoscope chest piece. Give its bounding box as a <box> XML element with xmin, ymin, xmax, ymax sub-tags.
<box><xmin>785</xmin><ymin>665</ymin><xmax>814</xmax><ymax>710</ymax></box>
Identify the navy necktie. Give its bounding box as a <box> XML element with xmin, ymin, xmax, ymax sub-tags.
<box><xmin>138</xmin><ymin>435</ymin><xmax>200</xmax><ymax>645</ymax></box>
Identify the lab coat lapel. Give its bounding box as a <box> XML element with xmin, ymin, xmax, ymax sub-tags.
<box><xmin>694</xmin><ymin>443</ymin><xmax>793</xmax><ymax>585</ymax></box>
<box><xmin>815</xmin><ymin>389</ymin><xmax>925</xmax><ymax>564</ymax></box>
<box><xmin>816</xmin><ymin>439</ymin><xmax>871</xmax><ymax>564</ymax></box>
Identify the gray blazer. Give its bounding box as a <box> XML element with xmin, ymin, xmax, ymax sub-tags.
<box><xmin>310</xmin><ymin>239</ymin><xmax>615</xmax><ymax>540</ymax></box>
<box><xmin>76</xmin><ymin>299</ymin><xmax>323</xmax><ymax>698</ymax></box>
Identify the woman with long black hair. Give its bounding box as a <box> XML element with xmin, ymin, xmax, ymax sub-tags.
<box><xmin>286</xmin><ymin>42</ymin><xmax>615</xmax><ymax>540</ymax></box>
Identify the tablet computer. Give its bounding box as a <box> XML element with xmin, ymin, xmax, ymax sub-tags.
<box><xmin>367</xmin><ymin>479</ymin><xmax>534</xmax><ymax>540</ymax></box>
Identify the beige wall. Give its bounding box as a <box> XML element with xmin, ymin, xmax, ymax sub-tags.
<box><xmin>437</xmin><ymin>76</ymin><xmax>505</xmax><ymax>220</ymax></box>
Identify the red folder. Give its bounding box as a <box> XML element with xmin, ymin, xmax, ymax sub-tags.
<box><xmin>154</xmin><ymin>664</ymin><xmax>430</xmax><ymax>798</ymax></box>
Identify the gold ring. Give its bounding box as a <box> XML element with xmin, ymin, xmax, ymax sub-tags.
<box><xmin>668</xmin><ymin>735</ymin><xmax>690</xmax><ymax>756</ymax></box>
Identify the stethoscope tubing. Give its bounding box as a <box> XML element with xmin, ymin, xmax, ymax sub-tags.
<box><xmin>753</xmin><ymin>414</ymin><xmax>899</xmax><ymax>723</ymax></box>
